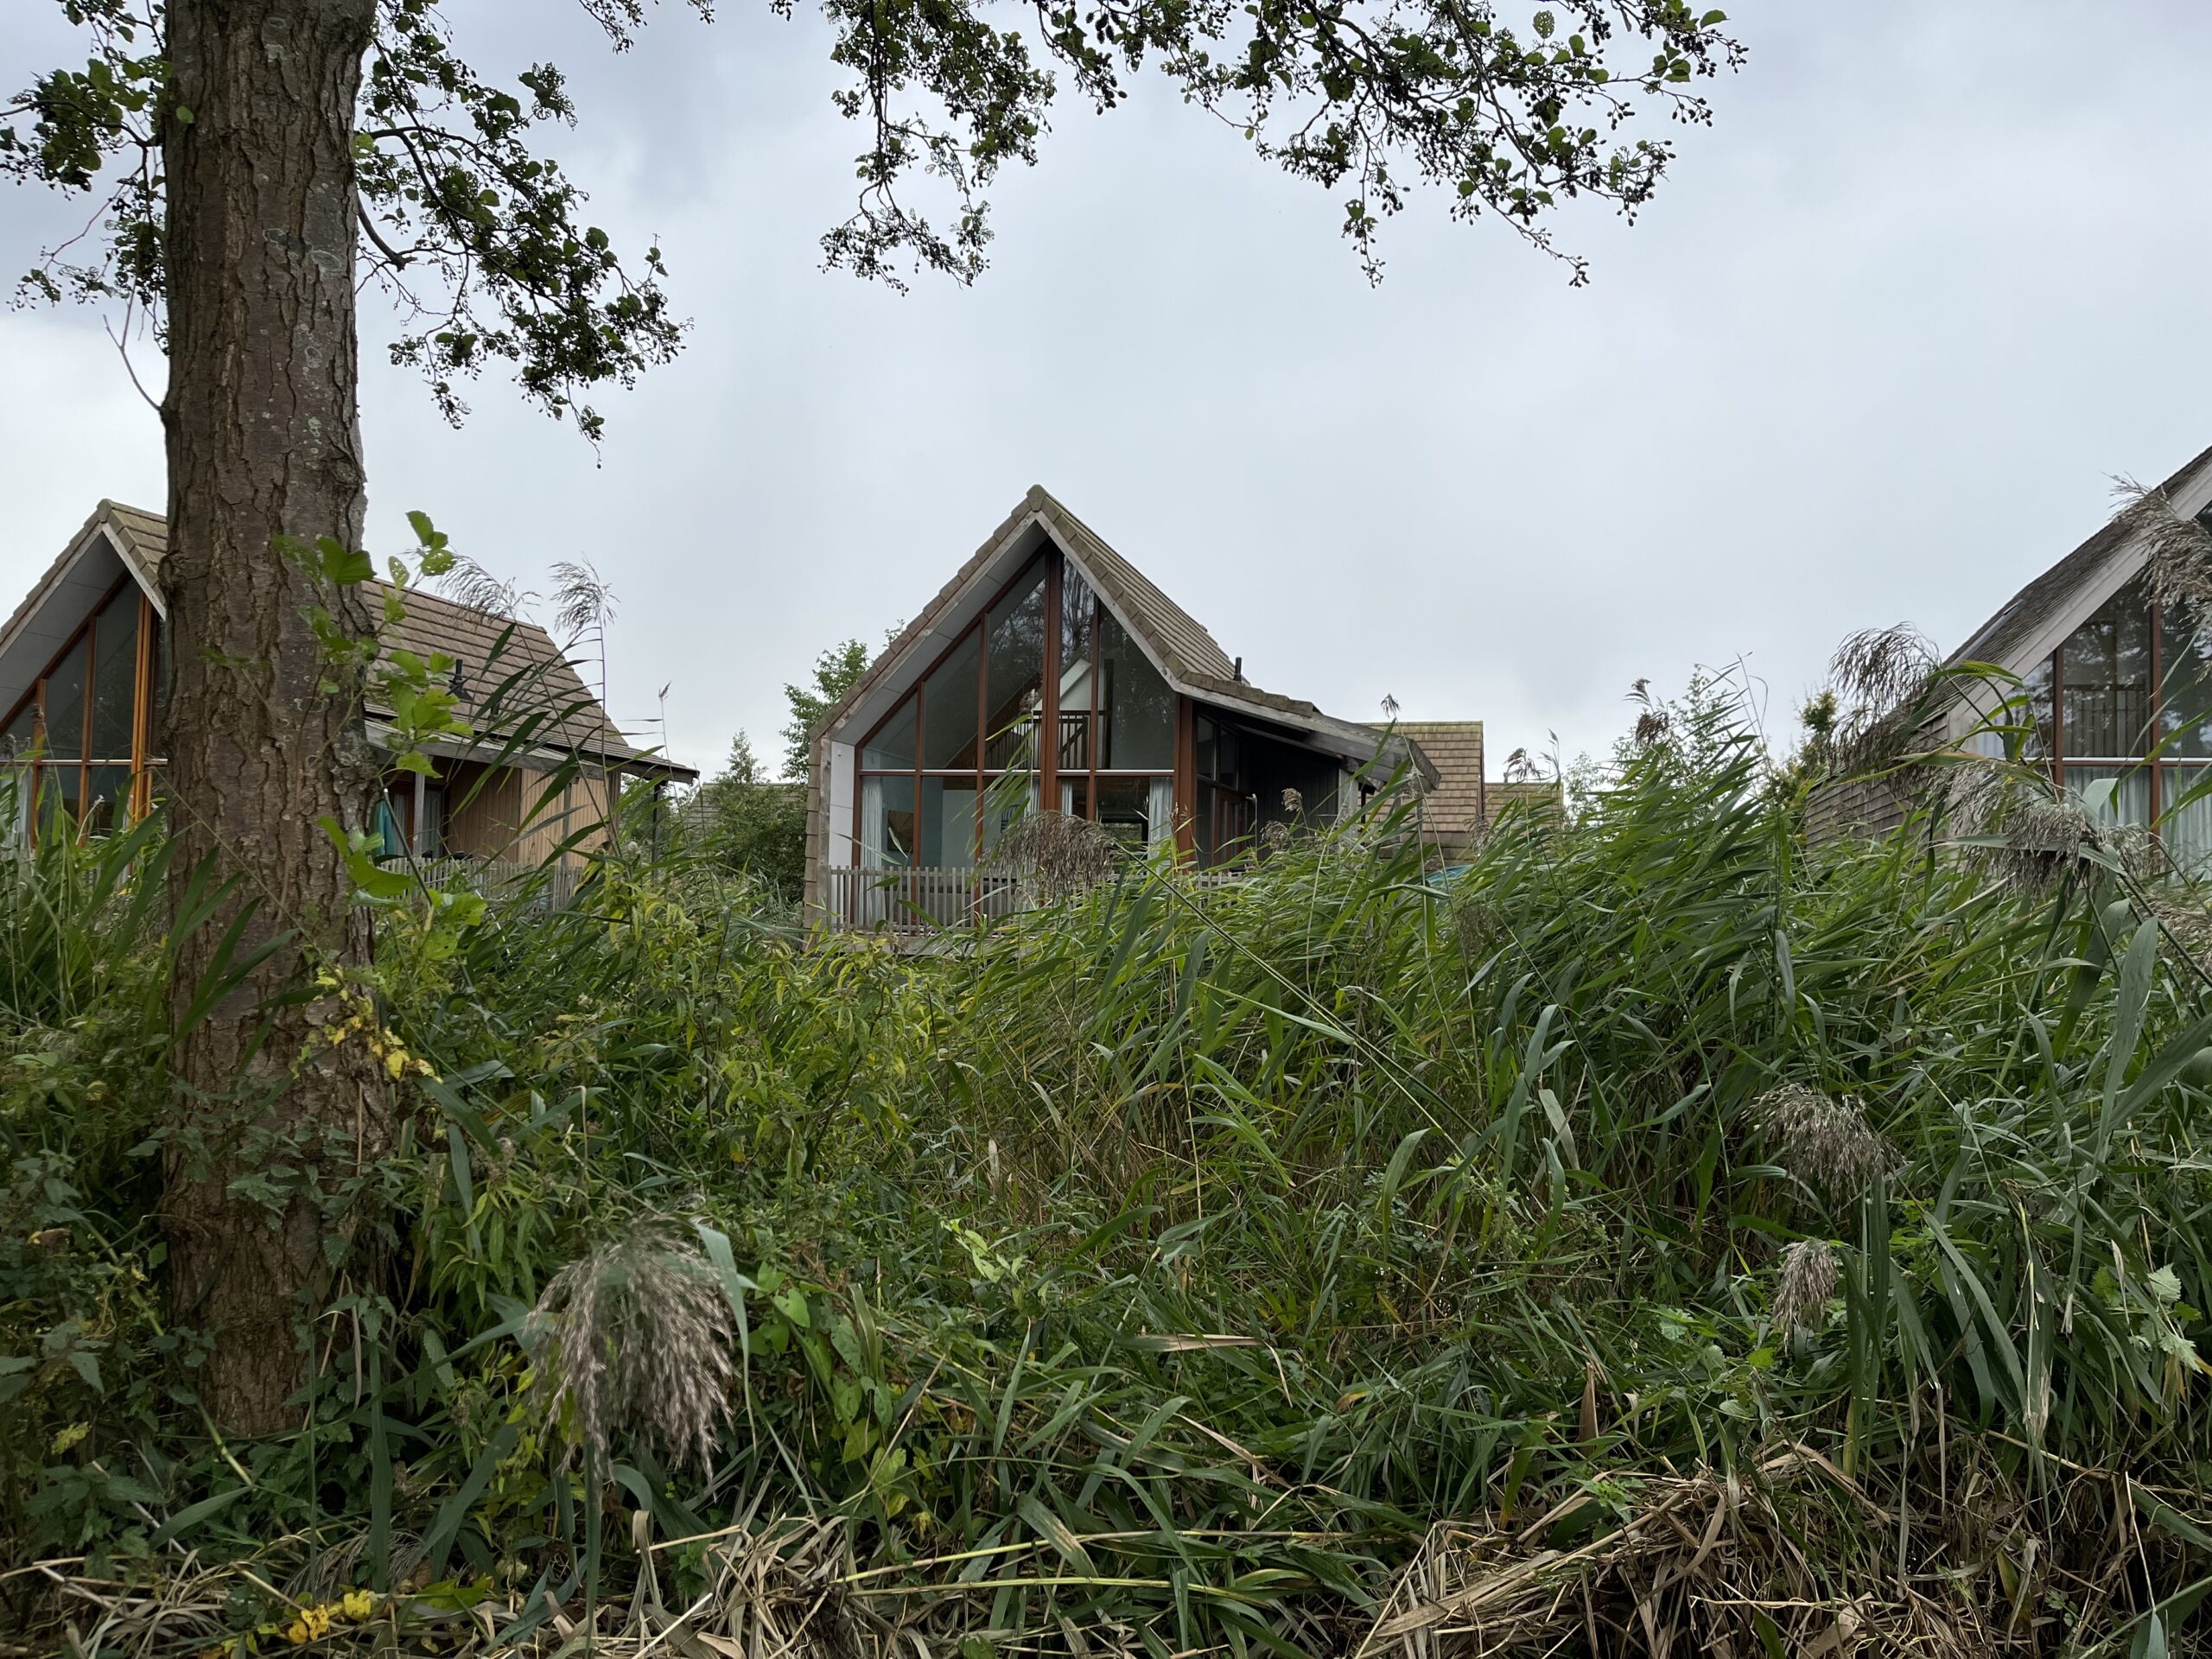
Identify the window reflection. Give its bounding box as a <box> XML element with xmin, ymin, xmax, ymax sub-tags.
<box><xmin>2061</xmin><ymin>586</ymin><xmax>2152</xmax><ymax>759</ymax></box>
<box><xmin>984</xmin><ymin>561</ymin><xmax>1046</xmax><ymax>769</ymax></box>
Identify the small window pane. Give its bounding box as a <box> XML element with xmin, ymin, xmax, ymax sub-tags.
<box><xmin>2</xmin><ymin>702</ymin><xmax>36</xmax><ymax>760</ymax></box>
<box><xmin>2064</xmin><ymin>765</ymin><xmax>2151</xmax><ymax>828</ymax></box>
<box><xmin>82</xmin><ymin>765</ymin><xmax>131</xmax><ymax>836</ymax></box>
<box><xmin>43</xmin><ymin>637</ymin><xmax>87</xmax><ymax>761</ymax></box>
<box><xmin>983</xmin><ymin>561</ymin><xmax>1046</xmax><ymax>770</ymax></box>
<box><xmin>1060</xmin><ymin>565</ymin><xmax>1094</xmax><ymax>772</ymax></box>
<box><xmin>861</xmin><ymin>773</ymin><xmax>916</xmax><ymax>868</ymax></box>
<box><xmin>1096</xmin><ymin>775</ymin><xmax>1173</xmax><ymax>851</ymax></box>
<box><xmin>1058</xmin><ymin>774</ymin><xmax>1090</xmax><ymax>821</ymax></box>
<box><xmin>2162</xmin><ymin>603</ymin><xmax>2212</xmax><ymax>760</ymax></box>
<box><xmin>920</xmin><ymin>775</ymin><xmax>977</xmax><ymax>868</ymax></box>
<box><xmin>2165</xmin><ymin>765</ymin><xmax>2212</xmax><ymax>875</ymax></box>
<box><xmin>2019</xmin><ymin>656</ymin><xmax>2053</xmax><ymax>761</ymax></box>
<box><xmin>91</xmin><ymin>589</ymin><xmax>139</xmax><ymax>761</ymax></box>
<box><xmin>1096</xmin><ymin>608</ymin><xmax>1173</xmax><ymax>770</ymax></box>
<box><xmin>921</xmin><ymin>631</ymin><xmax>982</xmax><ymax>771</ymax></box>
<box><xmin>2061</xmin><ymin>582</ymin><xmax>2152</xmax><ymax>759</ymax></box>
<box><xmin>37</xmin><ymin>764</ymin><xmax>81</xmax><ymax>828</ymax></box>
<box><xmin>979</xmin><ymin>772</ymin><xmax>1036</xmax><ymax>858</ymax></box>
<box><xmin>864</xmin><ymin>696</ymin><xmax>916</xmax><ymax>770</ymax></box>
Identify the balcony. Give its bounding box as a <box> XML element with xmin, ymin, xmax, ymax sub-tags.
<box><xmin>817</xmin><ymin>862</ymin><xmax>1243</xmax><ymax>936</ymax></box>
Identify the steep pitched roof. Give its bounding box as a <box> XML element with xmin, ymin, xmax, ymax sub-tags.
<box><xmin>1946</xmin><ymin>441</ymin><xmax>2212</xmax><ymax>674</ymax></box>
<box><xmin>1034</xmin><ymin>493</ymin><xmax>1238</xmax><ymax>683</ymax></box>
<box><xmin>816</xmin><ymin>485</ymin><xmax>1433</xmax><ymax>780</ymax></box>
<box><xmin>4</xmin><ymin>502</ymin><xmax>689</xmax><ymax>779</ymax></box>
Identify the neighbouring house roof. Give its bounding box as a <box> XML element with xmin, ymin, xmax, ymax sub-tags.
<box><xmin>3</xmin><ymin>500</ymin><xmax>691</xmax><ymax>781</ymax></box>
<box><xmin>1945</xmin><ymin>441</ymin><xmax>2212</xmax><ymax>677</ymax></box>
<box><xmin>815</xmin><ymin>485</ymin><xmax>1438</xmax><ymax>785</ymax></box>
<box><xmin>1390</xmin><ymin>721</ymin><xmax>1484</xmax><ymax>842</ymax></box>
<box><xmin>1484</xmin><ymin>779</ymin><xmax>1566</xmax><ymax>824</ymax></box>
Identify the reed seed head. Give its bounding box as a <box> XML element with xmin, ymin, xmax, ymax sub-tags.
<box><xmin>1773</xmin><ymin>1238</ymin><xmax>1839</xmax><ymax>1334</ymax></box>
<box><xmin>1752</xmin><ymin>1084</ymin><xmax>1897</xmax><ymax>1204</ymax></box>
<box><xmin>525</xmin><ymin>1229</ymin><xmax>735</xmax><ymax>1474</ymax></box>
<box><xmin>986</xmin><ymin>810</ymin><xmax>1121</xmax><ymax>901</ymax></box>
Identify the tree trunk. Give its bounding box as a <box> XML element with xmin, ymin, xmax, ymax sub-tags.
<box><xmin>159</xmin><ymin>0</ymin><xmax>391</xmax><ymax>1436</ymax></box>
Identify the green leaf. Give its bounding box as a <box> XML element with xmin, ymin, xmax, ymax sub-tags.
<box><xmin>151</xmin><ymin>1484</ymin><xmax>248</xmax><ymax>1546</ymax></box>
<box><xmin>1018</xmin><ymin>1494</ymin><xmax>1096</xmax><ymax>1573</ymax></box>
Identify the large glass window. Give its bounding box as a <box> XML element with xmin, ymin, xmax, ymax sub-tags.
<box><xmin>2161</xmin><ymin>601</ymin><xmax>2212</xmax><ymax>760</ymax></box>
<box><xmin>91</xmin><ymin>586</ymin><xmax>139</xmax><ymax>763</ymax></box>
<box><xmin>2021</xmin><ymin>575</ymin><xmax>2212</xmax><ymax>871</ymax></box>
<box><xmin>2062</xmin><ymin>588</ymin><xmax>2152</xmax><ymax>759</ymax></box>
<box><xmin>0</xmin><ymin>579</ymin><xmax>160</xmax><ymax>842</ymax></box>
<box><xmin>861</xmin><ymin>773</ymin><xmax>916</xmax><ymax>868</ymax></box>
<box><xmin>921</xmin><ymin>631</ymin><xmax>982</xmax><ymax>772</ymax></box>
<box><xmin>1060</xmin><ymin>564</ymin><xmax>1094</xmax><ymax>772</ymax></box>
<box><xmin>852</xmin><ymin>546</ymin><xmax>1182</xmax><ymax>906</ymax></box>
<box><xmin>864</xmin><ymin>698</ymin><xmax>915</xmax><ymax>770</ymax></box>
<box><xmin>1097</xmin><ymin>607</ymin><xmax>1174</xmax><ymax>770</ymax></box>
<box><xmin>920</xmin><ymin>776</ymin><xmax>978</xmax><ymax>868</ymax></box>
<box><xmin>984</xmin><ymin>562</ymin><xmax>1046</xmax><ymax>769</ymax></box>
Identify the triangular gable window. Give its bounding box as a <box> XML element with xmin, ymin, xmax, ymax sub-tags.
<box><xmin>853</xmin><ymin>543</ymin><xmax>1177</xmax><ymax>880</ymax></box>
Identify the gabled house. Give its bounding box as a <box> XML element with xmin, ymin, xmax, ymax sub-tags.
<box><xmin>1811</xmin><ymin>442</ymin><xmax>2212</xmax><ymax>861</ymax></box>
<box><xmin>804</xmin><ymin>486</ymin><xmax>1505</xmax><ymax>929</ymax></box>
<box><xmin>0</xmin><ymin>500</ymin><xmax>695</xmax><ymax>858</ymax></box>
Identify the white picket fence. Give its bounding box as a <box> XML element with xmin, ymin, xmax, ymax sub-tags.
<box><xmin>406</xmin><ymin>855</ymin><xmax>586</xmax><ymax>909</ymax></box>
<box><xmin>817</xmin><ymin>863</ymin><xmax>1245</xmax><ymax>935</ymax></box>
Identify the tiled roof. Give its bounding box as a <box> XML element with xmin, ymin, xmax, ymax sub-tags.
<box><xmin>815</xmin><ymin>485</ymin><xmax>1430</xmax><ymax>779</ymax></box>
<box><xmin>374</xmin><ymin>584</ymin><xmax>659</xmax><ymax>768</ymax></box>
<box><xmin>1033</xmin><ymin>493</ymin><xmax>1240</xmax><ymax>683</ymax></box>
<box><xmin>1393</xmin><ymin>721</ymin><xmax>1484</xmax><ymax>836</ymax></box>
<box><xmin>14</xmin><ymin>503</ymin><xmax>687</xmax><ymax>778</ymax></box>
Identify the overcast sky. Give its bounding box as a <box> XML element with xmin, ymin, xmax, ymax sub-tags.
<box><xmin>4</xmin><ymin>3</ymin><xmax>2210</xmax><ymax>779</ymax></box>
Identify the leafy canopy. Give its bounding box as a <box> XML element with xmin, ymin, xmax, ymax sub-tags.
<box><xmin>6</xmin><ymin>0</ymin><xmax>1745</xmax><ymax>435</ymax></box>
<box><xmin>781</xmin><ymin>639</ymin><xmax>874</xmax><ymax>779</ymax></box>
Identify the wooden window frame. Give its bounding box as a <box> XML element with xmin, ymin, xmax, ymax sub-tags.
<box><xmin>849</xmin><ymin>545</ymin><xmax>1184</xmax><ymax>881</ymax></box>
<box><xmin>2038</xmin><ymin>577</ymin><xmax>2212</xmax><ymax>827</ymax></box>
<box><xmin>0</xmin><ymin>573</ymin><xmax>161</xmax><ymax>840</ymax></box>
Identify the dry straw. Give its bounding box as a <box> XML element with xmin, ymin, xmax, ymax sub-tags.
<box><xmin>985</xmin><ymin>809</ymin><xmax>1121</xmax><ymax>901</ymax></box>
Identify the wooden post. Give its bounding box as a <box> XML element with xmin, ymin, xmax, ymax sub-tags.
<box><xmin>1173</xmin><ymin>696</ymin><xmax>1197</xmax><ymax>861</ymax></box>
<box><xmin>130</xmin><ymin>592</ymin><xmax>156</xmax><ymax>820</ymax></box>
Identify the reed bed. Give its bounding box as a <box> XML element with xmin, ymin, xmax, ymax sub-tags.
<box><xmin>5</xmin><ymin>693</ymin><xmax>2212</xmax><ymax>1654</ymax></box>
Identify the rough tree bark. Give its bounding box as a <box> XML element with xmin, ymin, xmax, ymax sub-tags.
<box><xmin>158</xmin><ymin>0</ymin><xmax>391</xmax><ymax>1435</ymax></box>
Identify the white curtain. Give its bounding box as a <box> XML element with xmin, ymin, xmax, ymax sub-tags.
<box><xmin>2164</xmin><ymin>766</ymin><xmax>2212</xmax><ymax>876</ymax></box>
<box><xmin>1147</xmin><ymin>776</ymin><xmax>1175</xmax><ymax>849</ymax></box>
<box><xmin>860</xmin><ymin>777</ymin><xmax>898</xmax><ymax>868</ymax></box>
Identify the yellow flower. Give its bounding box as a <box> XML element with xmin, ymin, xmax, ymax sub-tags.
<box><xmin>283</xmin><ymin>1602</ymin><xmax>337</xmax><ymax>1645</ymax></box>
<box><xmin>339</xmin><ymin>1588</ymin><xmax>376</xmax><ymax>1621</ymax></box>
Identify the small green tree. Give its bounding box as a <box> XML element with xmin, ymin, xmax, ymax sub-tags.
<box><xmin>690</xmin><ymin>733</ymin><xmax>807</xmax><ymax>899</ymax></box>
<box><xmin>781</xmin><ymin>640</ymin><xmax>874</xmax><ymax>780</ymax></box>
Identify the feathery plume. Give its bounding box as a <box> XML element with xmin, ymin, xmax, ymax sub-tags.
<box><xmin>1773</xmin><ymin>1238</ymin><xmax>1839</xmax><ymax>1334</ymax></box>
<box><xmin>525</xmin><ymin>1230</ymin><xmax>734</xmax><ymax>1473</ymax></box>
<box><xmin>1752</xmin><ymin>1084</ymin><xmax>1897</xmax><ymax>1204</ymax></box>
